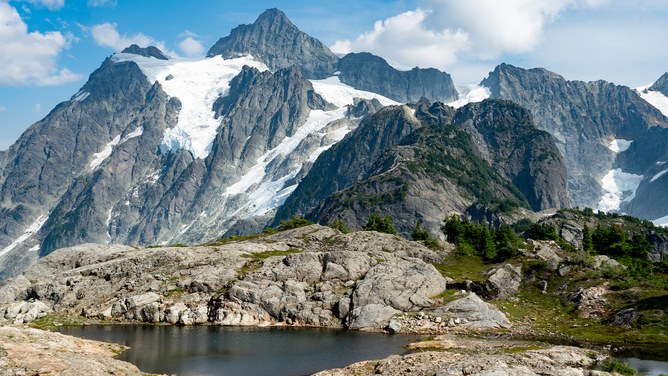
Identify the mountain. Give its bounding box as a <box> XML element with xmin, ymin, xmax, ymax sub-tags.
<box><xmin>208</xmin><ymin>9</ymin><xmax>458</xmax><ymax>104</ymax></box>
<box><xmin>302</xmin><ymin>99</ymin><xmax>569</xmax><ymax>238</ymax></box>
<box><xmin>0</xmin><ymin>38</ymin><xmax>400</xmax><ymax>279</ymax></box>
<box><xmin>336</xmin><ymin>53</ymin><xmax>458</xmax><ymax>104</ymax></box>
<box><xmin>650</xmin><ymin>72</ymin><xmax>668</xmax><ymax>97</ymax></box>
<box><xmin>207</xmin><ymin>8</ymin><xmax>338</xmax><ymax>79</ymax></box>
<box><xmin>480</xmin><ymin>64</ymin><xmax>668</xmax><ymax>218</ymax></box>
<box><xmin>274</xmin><ymin>104</ymin><xmax>425</xmax><ymax>224</ymax></box>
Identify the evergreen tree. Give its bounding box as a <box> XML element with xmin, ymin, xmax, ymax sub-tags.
<box><xmin>495</xmin><ymin>225</ymin><xmax>520</xmax><ymax>261</ymax></box>
<box><xmin>365</xmin><ymin>213</ymin><xmax>397</xmax><ymax>235</ymax></box>
<box><xmin>582</xmin><ymin>222</ymin><xmax>593</xmax><ymax>253</ymax></box>
<box><xmin>411</xmin><ymin>219</ymin><xmax>430</xmax><ymax>241</ymax></box>
<box><xmin>328</xmin><ymin>218</ymin><xmax>350</xmax><ymax>234</ymax></box>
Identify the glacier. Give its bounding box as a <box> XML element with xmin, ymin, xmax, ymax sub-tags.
<box><xmin>112</xmin><ymin>53</ymin><xmax>269</xmax><ymax>160</ymax></box>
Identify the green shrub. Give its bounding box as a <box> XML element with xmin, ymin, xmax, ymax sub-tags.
<box><xmin>601</xmin><ymin>360</ymin><xmax>638</xmax><ymax>376</ymax></box>
<box><xmin>277</xmin><ymin>216</ymin><xmax>313</xmax><ymax>231</ymax></box>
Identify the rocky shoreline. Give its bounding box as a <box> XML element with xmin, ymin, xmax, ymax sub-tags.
<box><xmin>0</xmin><ymin>224</ymin><xmax>663</xmax><ymax>375</ymax></box>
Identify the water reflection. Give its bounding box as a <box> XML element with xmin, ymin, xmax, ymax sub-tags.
<box><xmin>59</xmin><ymin>325</ymin><xmax>423</xmax><ymax>376</ymax></box>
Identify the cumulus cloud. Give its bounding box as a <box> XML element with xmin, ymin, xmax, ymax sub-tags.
<box><xmin>88</xmin><ymin>22</ymin><xmax>177</xmax><ymax>56</ymax></box>
<box><xmin>87</xmin><ymin>0</ymin><xmax>117</xmax><ymax>7</ymax></box>
<box><xmin>90</xmin><ymin>22</ymin><xmax>152</xmax><ymax>51</ymax></box>
<box><xmin>178</xmin><ymin>36</ymin><xmax>204</xmax><ymax>57</ymax></box>
<box><xmin>0</xmin><ymin>2</ymin><xmax>81</xmax><ymax>86</ymax></box>
<box><xmin>24</xmin><ymin>0</ymin><xmax>64</xmax><ymax>11</ymax></box>
<box><xmin>332</xmin><ymin>0</ymin><xmax>608</xmax><ymax>70</ymax></box>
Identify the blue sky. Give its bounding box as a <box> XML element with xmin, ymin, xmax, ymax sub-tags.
<box><xmin>0</xmin><ymin>0</ymin><xmax>667</xmax><ymax>150</ymax></box>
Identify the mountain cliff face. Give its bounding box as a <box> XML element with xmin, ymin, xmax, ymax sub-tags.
<box><xmin>337</xmin><ymin>53</ymin><xmax>458</xmax><ymax>104</ymax></box>
<box><xmin>481</xmin><ymin>64</ymin><xmax>668</xmax><ymax>212</ymax></box>
<box><xmin>0</xmin><ymin>58</ymin><xmax>168</xmax><ymax>279</ymax></box>
<box><xmin>207</xmin><ymin>8</ymin><xmax>338</xmax><ymax>79</ymax></box>
<box><xmin>306</xmin><ymin>122</ymin><xmax>530</xmax><ymax>239</ymax></box>
<box><xmin>303</xmin><ymin>99</ymin><xmax>569</xmax><ymax>238</ymax></box>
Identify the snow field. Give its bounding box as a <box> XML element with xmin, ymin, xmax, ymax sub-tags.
<box><xmin>636</xmin><ymin>85</ymin><xmax>668</xmax><ymax>118</ymax></box>
<box><xmin>112</xmin><ymin>53</ymin><xmax>269</xmax><ymax>159</ymax></box>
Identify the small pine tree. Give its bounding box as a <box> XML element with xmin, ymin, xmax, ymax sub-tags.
<box><xmin>328</xmin><ymin>218</ymin><xmax>350</xmax><ymax>234</ymax></box>
<box><xmin>411</xmin><ymin>219</ymin><xmax>430</xmax><ymax>241</ymax></box>
<box><xmin>582</xmin><ymin>222</ymin><xmax>593</xmax><ymax>253</ymax></box>
<box><xmin>365</xmin><ymin>213</ymin><xmax>397</xmax><ymax>235</ymax></box>
<box><xmin>411</xmin><ymin>219</ymin><xmax>439</xmax><ymax>248</ymax></box>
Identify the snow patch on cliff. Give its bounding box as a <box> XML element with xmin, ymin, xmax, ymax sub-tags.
<box><xmin>597</xmin><ymin>169</ymin><xmax>644</xmax><ymax>213</ymax></box>
<box><xmin>0</xmin><ymin>215</ymin><xmax>49</xmax><ymax>257</ymax></box>
<box><xmin>90</xmin><ymin>135</ymin><xmax>121</xmax><ymax>170</ymax></box>
<box><xmin>636</xmin><ymin>85</ymin><xmax>668</xmax><ymax>118</ymax></box>
<box><xmin>310</xmin><ymin>76</ymin><xmax>397</xmax><ymax>108</ymax></box>
<box><xmin>448</xmin><ymin>84</ymin><xmax>491</xmax><ymax>108</ymax></box>
<box><xmin>607</xmin><ymin>139</ymin><xmax>632</xmax><ymax>153</ymax></box>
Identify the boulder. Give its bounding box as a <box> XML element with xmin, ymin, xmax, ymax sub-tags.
<box><xmin>481</xmin><ymin>264</ymin><xmax>522</xmax><ymax>300</ymax></box>
<box><xmin>428</xmin><ymin>293</ymin><xmax>511</xmax><ymax>331</ymax></box>
<box><xmin>347</xmin><ymin>258</ymin><xmax>446</xmax><ymax>328</ymax></box>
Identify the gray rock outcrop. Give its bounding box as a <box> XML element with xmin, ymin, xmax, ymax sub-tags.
<box><xmin>313</xmin><ymin>344</ymin><xmax>605</xmax><ymax>376</ymax></box>
<box><xmin>0</xmin><ymin>225</ymin><xmax>448</xmax><ymax>330</ymax></box>
<box><xmin>429</xmin><ymin>293</ymin><xmax>511</xmax><ymax>331</ymax></box>
<box><xmin>0</xmin><ymin>326</ymin><xmax>147</xmax><ymax>376</ymax></box>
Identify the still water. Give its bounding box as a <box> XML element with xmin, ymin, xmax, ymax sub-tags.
<box><xmin>58</xmin><ymin>325</ymin><xmax>423</xmax><ymax>376</ymax></box>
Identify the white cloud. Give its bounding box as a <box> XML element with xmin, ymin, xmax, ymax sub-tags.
<box><xmin>0</xmin><ymin>2</ymin><xmax>81</xmax><ymax>86</ymax></box>
<box><xmin>0</xmin><ymin>105</ymin><xmax>6</xmax><ymax>111</ymax></box>
<box><xmin>178</xmin><ymin>36</ymin><xmax>204</xmax><ymax>57</ymax></box>
<box><xmin>90</xmin><ymin>22</ymin><xmax>152</xmax><ymax>51</ymax></box>
<box><xmin>24</xmin><ymin>0</ymin><xmax>64</xmax><ymax>11</ymax></box>
<box><xmin>333</xmin><ymin>0</ymin><xmax>608</xmax><ymax>71</ymax></box>
<box><xmin>89</xmin><ymin>22</ymin><xmax>176</xmax><ymax>56</ymax></box>
<box><xmin>21</xmin><ymin>5</ymin><xmax>30</xmax><ymax>14</ymax></box>
<box><xmin>87</xmin><ymin>0</ymin><xmax>117</xmax><ymax>7</ymax></box>
<box><xmin>33</xmin><ymin>103</ymin><xmax>41</xmax><ymax>113</ymax></box>
<box><xmin>177</xmin><ymin>30</ymin><xmax>198</xmax><ymax>39</ymax></box>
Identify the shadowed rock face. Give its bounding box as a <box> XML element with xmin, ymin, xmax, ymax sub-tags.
<box><xmin>207</xmin><ymin>8</ymin><xmax>339</xmax><ymax>79</ymax></box>
<box><xmin>0</xmin><ymin>58</ymin><xmax>166</xmax><ymax>280</ymax></box>
<box><xmin>337</xmin><ymin>53</ymin><xmax>458</xmax><ymax>104</ymax></box>
<box><xmin>481</xmin><ymin>63</ymin><xmax>668</xmax><ymax>211</ymax></box>
<box><xmin>300</xmin><ymin>99</ymin><xmax>569</xmax><ymax>239</ymax></box>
